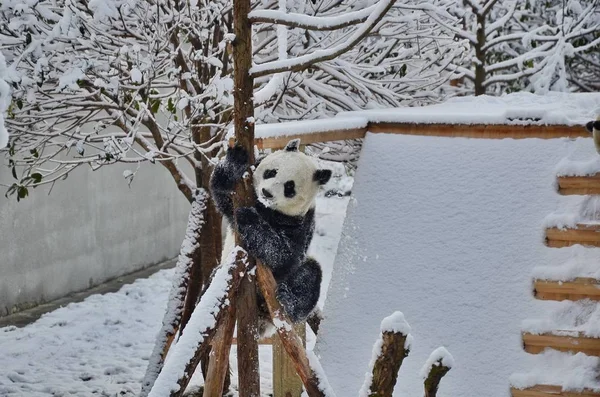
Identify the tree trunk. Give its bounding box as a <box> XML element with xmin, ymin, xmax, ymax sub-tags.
<box><xmin>368</xmin><ymin>331</ymin><xmax>410</xmax><ymax>397</ymax></box>
<box><xmin>231</xmin><ymin>0</ymin><xmax>261</xmax><ymax>392</ymax></box>
<box><xmin>474</xmin><ymin>13</ymin><xmax>487</xmax><ymax>96</ymax></box>
<box><xmin>423</xmin><ymin>361</ymin><xmax>451</xmax><ymax>397</ymax></box>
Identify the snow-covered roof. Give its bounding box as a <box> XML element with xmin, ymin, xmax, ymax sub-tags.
<box><xmin>231</xmin><ymin>92</ymin><xmax>600</xmax><ymax>142</ymax></box>
<box><xmin>341</xmin><ymin>92</ymin><xmax>600</xmax><ymax>126</ymax></box>
<box><xmin>315</xmin><ymin>132</ymin><xmax>600</xmax><ymax>396</ymax></box>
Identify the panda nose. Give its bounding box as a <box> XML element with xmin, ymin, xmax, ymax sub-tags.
<box><xmin>262</xmin><ymin>188</ymin><xmax>273</xmax><ymax>199</ymax></box>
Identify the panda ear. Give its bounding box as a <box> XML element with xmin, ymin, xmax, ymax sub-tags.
<box><xmin>586</xmin><ymin>121</ymin><xmax>594</xmax><ymax>133</ymax></box>
<box><xmin>284</xmin><ymin>139</ymin><xmax>301</xmax><ymax>152</ymax></box>
<box><xmin>313</xmin><ymin>169</ymin><xmax>332</xmax><ymax>185</ymax></box>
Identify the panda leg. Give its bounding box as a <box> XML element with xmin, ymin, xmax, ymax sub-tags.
<box><xmin>276</xmin><ymin>257</ymin><xmax>322</xmax><ymax>323</ymax></box>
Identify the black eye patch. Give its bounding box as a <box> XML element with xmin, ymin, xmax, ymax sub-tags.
<box><xmin>284</xmin><ymin>181</ymin><xmax>296</xmax><ymax>198</ymax></box>
<box><xmin>263</xmin><ymin>169</ymin><xmax>277</xmax><ymax>179</ymax></box>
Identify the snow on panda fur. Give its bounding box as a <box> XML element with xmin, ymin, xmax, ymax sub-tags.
<box><xmin>210</xmin><ymin>139</ymin><xmax>331</xmax><ymax>326</ymax></box>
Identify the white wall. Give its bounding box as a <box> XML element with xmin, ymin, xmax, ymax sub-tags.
<box><xmin>0</xmin><ymin>161</ymin><xmax>190</xmax><ymax>316</ymax></box>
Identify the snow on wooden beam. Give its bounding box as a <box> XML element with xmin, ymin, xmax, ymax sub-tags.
<box><xmin>511</xmin><ymin>385</ymin><xmax>600</xmax><ymax>397</ymax></box>
<box><xmin>545</xmin><ymin>224</ymin><xmax>600</xmax><ymax>248</ymax></box>
<box><xmin>254</xmin><ymin>127</ymin><xmax>367</xmax><ymax>150</ymax></box>
<box><xmin>522</xmin><ymin>332</ymin><xmax>600</xmax><ymax>356</ymax></box>
<box><xmin>231</xmin><ymin>123</ymin><xmax>588</xmax><ymax>149</ymax></box>
<box><xmin>534</xmin><ymin>278</ymin><xmax>600</xmax><ymax>301</ymax></box>
<box><xmin>557</xmin><ymin>174</ymin><xmax>600</xmax><ymax>195</ymax></box>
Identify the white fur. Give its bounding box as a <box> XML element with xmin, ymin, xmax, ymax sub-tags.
<box><xmin>592</xmin><ymin>116</ymin><xmax>600</xmax><ymax>154</ymax></box>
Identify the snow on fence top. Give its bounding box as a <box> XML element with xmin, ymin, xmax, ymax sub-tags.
<box><xmin>342</xmin><ymin>92</ymin><xmax>600</xmax><ymax>126</ymax></box>
<box><xmin>228</xmin><ymin>92</ymin><xmax>600</xmax><ymax>147</ymax></box>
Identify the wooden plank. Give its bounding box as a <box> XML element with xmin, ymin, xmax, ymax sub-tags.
<box><xmin>368</xmin><ymin>123</ymin><xmax>588</xmax><ymax>140</ymax></box>
<box><xmin>545</xmin><ymin>224</ymin><xmax>600</xmax><ymax>248</ymax></box>
<box><xmin>534</xmin><ymin>278</ymin><xmax>600</xmax><ymax>301</ymax></box>
<box><xmin>230</xmin><ymin>127</ymin><xmax>367</xmax><ymax>149</ymax></box>
<box><xmin>256</xmin><ymin>263</ymin><xmax>327</xmax><ymax>397</ymax></box>
<box><xmin>512</xmin><ymin>385</ymin><xmax>600</xmax><ymax>397</ymax></box>
<box><xmin>231</xmin><ymin>123</ymin><xmax>588</xmax><ymax>149</ymax></box>
<box><xmin>231</xmin><ymin>337</ymin><xmax>273</xmax><ymax>345</ymax></box>
<box><xmin>273</xmin><ymin>323</ymin><xmax>306</xmax><ymax>397</ymax></box>
<box><xmin>557</xmin><ymin>174</ymin><xmax>600</xmax><ymax>195</ymax></box>
<box><xmin>522</xmin><ymin>332</ymin><xmax>600</xmax><ymax>356</ymax></box>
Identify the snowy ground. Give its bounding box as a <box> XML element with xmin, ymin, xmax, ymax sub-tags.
<box><xmin>0</xmin><ymin>186</ymin><xmax>351</xmax><ymax>396</ymax></box>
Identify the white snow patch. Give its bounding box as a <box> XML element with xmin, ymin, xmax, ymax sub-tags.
<box><xmin>532</xmin><ymin>247</ymin><xmax>600</xmax><ymax>280</ymax></box>
<box><xmin>228</xmin><ymin>116</ymin><xmax>368</xmax><ymax>140</ymax></box>
<box><xmin>379</xmin><ymin>311</ymin><xmax>411</xmax><ymax>335</ymax></box>
<box><xmin>342</xmin><ymin>92</ymin><xmax>600</xmax><ymax>126</ymax></box>
<box><xmin>542</xmin><ymin>212</ymin><xmax>580</xmax><ymax>229</ymax></box>
<box><xmin>131</xmin><ymin>68</ymin><xmax>143</xmax><ymax>84</ymax></box>
<box><xmin>556</xmin><ymin>157</ymin><xmax>600</xmax><ymax>177</ymax></box>
<box><xmin>510</xmin><ymin>350</ymin><xmax>600</xmax><ymax>392</ymax></box>
<box><xmin>420</xmin><ymin>347</ymin><xmax>455</xmax><ymax>379</ymax></box>
<box><xmin>272</xmin><ymin>315</ymin><xmax>292</xmax><ymax>332</ymax></box>
<box><xmin>306</xmin><ymin>350</ymin><xmax>337</xmax><ymax>397</ymax></box>
<box><xmin>522</xmin><ymin>300</ymin><xmax>600</xmax><ymax>338</ymax></box>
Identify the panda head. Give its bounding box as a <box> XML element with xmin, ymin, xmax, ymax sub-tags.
<box><xmin>254</xmin><ymin>139</ymin><xmax>331</xmax><ymax>217</ymax></box>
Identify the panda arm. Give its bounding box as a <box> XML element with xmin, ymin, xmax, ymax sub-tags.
<box><xmin>209</xmin><ymin>146</ymin><xmax>249</xmax><ymax>222</ymax></box>
<box><xmin>235</xmin><ymin>207</ymin><xmax>301</xmax><ymax>273</ymax></box>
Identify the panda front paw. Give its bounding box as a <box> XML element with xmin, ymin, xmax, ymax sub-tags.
<box><xmin>235</xmin><ymin>207</ymin><xmax>260</xmax><ymax>226</ymax></box>
<box><xmin>226</xmin><ymin>145</ymin><xmax>249</xmax><ymax>176</ymax></box>
<box><xmin>276</xmin><ymin>284</ymin><xmax>300</xmax><ymax>323</ymax></box>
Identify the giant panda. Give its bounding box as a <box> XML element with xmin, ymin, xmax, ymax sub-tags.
<box><xmin>210</xmin><ymin>138</ymin><xmax>332</xmax><ymax>329</ymax></box>
<box><xmin>586</xmin><ymin>117</ymin><xmax>600</xmax><ymax>154</ymax></box>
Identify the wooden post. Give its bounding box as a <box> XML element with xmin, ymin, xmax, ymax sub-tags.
<box><xmin>272</xmin><ymin>136</ymin><xmax>308</xmax><ymax>397</ymax></box>
<box><xmin>202</xmin><ymin>304</ymin><xmax>237</xmax><ymax>397</ymax></box>
<box><xmin>256</xmin><ymin>263</ymin><xmax>327</xmax><ymax>397</ymax></box>
<box><xmin>368</xmin><ymin>331</ymin><xmax>410</xmax><ymax>397</ymax></box>
<box><xmin>273</xmin><ymin>323</ymin><xmax>306</xmax><ymax>397</ymax></box>
<box><xmin>423</xmin><ymin>360</ymin><xmax>451</xmax><ymax>397</ymax></box>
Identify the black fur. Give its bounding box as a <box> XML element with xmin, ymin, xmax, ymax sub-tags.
<box><xmin>313</xmin><ymin>169</ymin><xmax>332</xmax><ymax>185</ymax></box>
<box><xmin>210</xmin><ymin>145</ymin><xmax>322</xmax><ymax>323</ymax></box>
<box><xmin>587</xmin><ymin>120</ymin><xmax>600</xmax><ymax>133</ymax></box>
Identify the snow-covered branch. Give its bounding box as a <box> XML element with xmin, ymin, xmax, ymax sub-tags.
<box><xmin>147</xmin><ymin>247</ymin><xmax>248</xmax><ymax>397</ymax></box>
<box><xmin>248</xmin><ymin>6</ymin><xmax>374</xmax><ymax>31</ymax></box>
<box><xmin>141</xmin><ymin>191</ymin><xmax>207</xmax><ymax>397</ymax></box>
<box><xmin>250</xmin><ymin>0</ymin><xmax>397</xmax><ymax>78</ymax></box>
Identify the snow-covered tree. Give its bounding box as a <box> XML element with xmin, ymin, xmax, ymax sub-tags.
<box><xmin>0</xmin><ymin>0</ymin><xmax>234</xmax><ymax>202</ymax></box>
<box><xmin>252</xmin><ymin>0</ymin><xmax>468</xmax><ymax>122</ymax></box>
<box><xmin>0</xmin><ymin>0</ymin><xmax>467</xmax><ymax>200</ymax></box>
<box><xmin>438</xmin><ymin>0</ymin><xmax>600</xmax><ymax>95</ymax></box>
